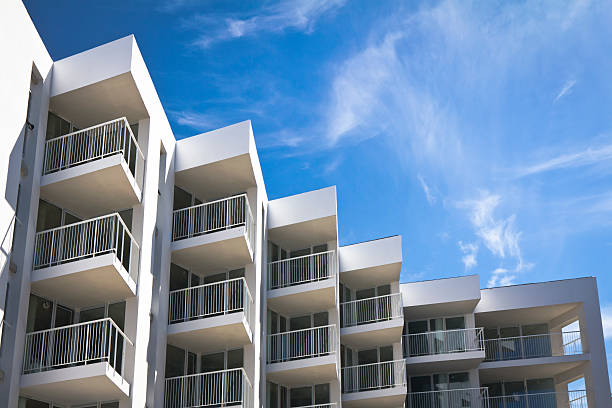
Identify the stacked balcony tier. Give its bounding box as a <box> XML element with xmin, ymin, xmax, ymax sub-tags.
<box><xmin>171</xmin><ymin>194</ymin><xmax>255</xmax><ymax>271</ymax></box>
<box><xmin>266</xmin><ymin>325</ymin><xmax>338</xmax><ymax>385</ymax></box>
<box><xmin>167</xmin><ymin>277</ymin><xmax>254</xmax><ymax>353</ymax></box>
<box><xmin>40</xmin><ymin>118</ymin><xmax>144</xmax><ymax>218</ymax></box>
<box><xmin>20</xmin><ymin>318</ymin><xmax>132</xmax><ymax>404</ymax></box>
<box><xmin>340</xmin><ymin>293</ymin><xmax>403</xmax><ymax>348</ymax></box>
<box><xmin>165</xmin><ymin>368</ymin><xmax>253</xmax><ymax>408</ymax></box>
<box><xmin>403</xmin><ymin>328</ymin><xmax>486</xmax><ymax>373</ymax></box>
<box><xmin>267</xmin><ymin>251</ymin><xmax>337</xmax><ymax>314</ymax></box>
<box><xmin>31</xmin><ymin>213</ymin><xmax>139</xmax><ymax>307</ymax></box>
<box><xmin>341</xmin><ymin>360</ymin><xmax>407</xmax><ymax>408</ymax></box>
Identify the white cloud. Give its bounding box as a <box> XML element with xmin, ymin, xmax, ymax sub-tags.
<box><xmin>487</xmin><ymin>267</ymin><xmax>517</xmax><ymax>287</ymax></box>
<box><xmin>170</xmin><ymin>110</ymin><xmax>223</xmax><ymax>132</ymax></box>
<box><xmin>417</xmin><ymin>174</ymin><xmax>436</xmax><ymax>205</ymax></box>
<box><xmin>514</xmin><ymin>144</ymin><xmax>612</xmax><ymax>178</ymax></box>
<box><xmin>460</xmin><ymin>192</ymin><xmax>532</xmax><ymax>275</ymax></box>
<box><xmin>554</xmin><ymin>79</ymin><xmax>577</xmax><ymax>102</ymax></box>
<box><xmin>191</xmin><ymin>0</ymin><xmax>346</xmax><ymax>47</ymax></box>
<box><xmin>602</xmin><ymin>306</ymin><xmax>612</xmax><ymax>339</ymax></box>
<box><xmin>323</xmin><ymin>156</ymin><xmax>343</xmax><ymax>174</ymax></box>
<box><xmin>458</xmin><ymin>241</ymin><xmax>478</xmax><ymax>270</ymax></box>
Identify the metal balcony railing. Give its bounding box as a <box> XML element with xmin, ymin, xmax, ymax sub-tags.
<box><xmin>43</xmin><ymin>117</ymin><xmax>145</xmax><ymax>189</ymax></box>
<box><xmin>267</xmin><ymin>250</ymin><xmax>336</xmax><ymax>290</ymax></box>
<box><xmin>33</xmin><ymin>213</ymin><xmax>140</xmax><ymax>282</ymax></box>
<box><xmin>172</xmin><ymin>194</ymin><xmax>255</xmax><ymax>253</ymax></box>
<box><xmin>487</xmin><ymin>390</ymin><xmax>587</xmax><ymax>408</ymax></box>
<box><xmin>406</xmin><ymin>388</ymin><xmax>490</xmax><ymax>408</ymax></box>
<box><xmin>483</xmin><ymin>331</ymin><xmax>582</xmax><ymax>362</ymax></box>
<box><xmin>342</xmin><ymin>359</ymin><xmax>406</xmax><ymax>394</ymax></box>
<box><xmin>340</xmin><ymin>293</ymin><xmax>402</xmax><ymax>328</ymax></box>
<box><xmin>267</xmin><ymin>324</ymin><xmax>337</xmax><ymax>364</ymax></box>
<box><xmin>293</xmin><ymin>405</ymin><xmax>337</xmax><ymax>408</ymax></box>
<box><xmin>22</xmin><ymin>318</ymin><xmax>132</xmax><ymax>376</ymax></box>
<box><xmin>403</xmin><ymin>328</ymin><xmax>485</xmax><ymax>358</ymax></box>
<box><xmin>168</xmin><ymin>277</ymin><xmax>254</xmax><ymax>329</ymax></box>
<box><xmin>165</xmin><ymin>368</ymin><xmax>253</xmax><ymax>408</ymax></box>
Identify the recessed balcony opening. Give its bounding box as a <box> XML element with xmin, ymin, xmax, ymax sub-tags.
<box><xmin>31</xmin><ymin>212</ymin><xmax>139</xmax><ymax>307</ymax></box>
<box><xmin>40</xmin><ymin>115</ymin><xmax>144</xmax><ymax>218</ymax></box>
<box><xmin>483</xmin><ymin>378</ymin><xmax>588</xmax><ymax>408</ymax></box>
<box><xmin>266</xmin><ymin>246</ymin><xmax>337</xmax><ymax>314</ymax></box>
<box><xmin>21</xmin><ymin>318</ymin><xmax>132</xmax><ymax>404</ymax></box>
<box><xmin>406</xmin><ymin>388</ymin><xmax>489</xmax><ymax>408</ymax></box>
<box><xmin>171</xmin><ymin>193</ymin><xmax>255</xmax><ymax>271</ymax></box>
<box><xmin>166</xmin><ymin>275</ymin><xmax>254</xmax><ymax>353</ymax></box>
<box><xmin>341</xmin><ymin>360</ymin><xmax>406</xmax><ymax>408</ymax></box>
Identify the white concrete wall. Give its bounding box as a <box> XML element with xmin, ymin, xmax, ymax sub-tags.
<box><xmin>401</xmin><ymin>275</ymin><xmax>481</xmax><ymax>308</ymax></box>
<box><xmin>267</xmin><ymin>186</ymin><xmax>337</xmax><ymax>229</ymax></box>
<box><xmin>339</xmin><ymin>235</ymin><xmax>402</xmax><ymax>273</ymax></box>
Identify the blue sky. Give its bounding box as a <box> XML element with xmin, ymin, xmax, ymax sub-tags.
<box><xmin>24</xmin><ymin>0</ymin><xmax>612</xmax><ymax>382</ymax></box>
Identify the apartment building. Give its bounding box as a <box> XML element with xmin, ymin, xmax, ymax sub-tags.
<box><xmin>0</xmin><ymin>1</ymin><xmax>610</xmax><ymax>407</ymax></box>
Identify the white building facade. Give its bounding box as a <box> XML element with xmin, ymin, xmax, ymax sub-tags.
<box><xmin>0</xmin><ymin>1</ymin><xmax>610</xmax><ymax>407</ymax></box>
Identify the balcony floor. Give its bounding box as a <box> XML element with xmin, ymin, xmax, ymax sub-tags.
<box><xmin>266</xmin><ymin>354</ymin><xmax>338</xmax><ymax>385</ymax></box>
<box><xmin>40</xmin><ymin>154</ymin><xmax>141</xmax><ymax>218</ymax></box>
<box><xmin>20</xmin><ymin>362</ymin><xmax>130</xmax><ymax>405</ymax></box>
<box><xmin>342</xmin><ymin>385</ymin><xmax>407</xmax><ymax>408</ymax></box>
<box><xmin>267</xmin><ymin>278</ymin><xmax>336</xmax><ymax>315</ymax></box>
<box><xmin>341</xmin><ymin>318</ymin><xmax>404</xmax><ymax>349</ymax></box>
<box><xmin>478</xmin><ymin>353</ymin><xmax>590</xmax><ymax>382</ymax></box>
<box><xmin>31</xmin><ymin>253</ymin><xmax>136</xmax><ymax>308</ymax></box>
<box><xmin>167</xmin><ymin>312</ymin><xmax>252</xmax><ymax>354</ymax></box>
<box><xmin>171</xmin><ymin>226</ymin><xmax>252</xmax><ymax>271</ymax></box>
<box><xmin>405</xmin><ymin>350</ymin><xmax>485</xmax><ymax>374</ymax></box>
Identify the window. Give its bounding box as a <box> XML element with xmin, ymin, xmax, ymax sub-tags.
<box><xmin>289</xmin><ymin>384</ymin><xmax>329</xmax><ymax>407</ymax></box>
<box><xmin>45</xmin><ymin>111</ymin><xmax>72</xmax><ymax>140</ymax></box>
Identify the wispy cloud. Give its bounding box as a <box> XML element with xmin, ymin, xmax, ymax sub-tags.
<box><xmin>460</xmin><ymin>192</ymin><xmax>531</xmax><ymax>275</ymax></box>
<box><xmin>554</xmin><ymin>79</ymin><xmax>577</xmax><ymax>102</ymax></box>
<box><xmin>170</xmin><ymin>110</ymin><xmax>224</xmax><ymax>132</ymax></box>
<box><xmin>514</xmin><ymin>144</ymin><xmax>612</xmax><ymax>178</ymax></box>
<box><xmin>488</xmin><ymin>267</ymin><xmax>517</xmax><ymax>287</ymax></box>
<box><xmin>458</xmin><ymin>241</ymin><xmax>478</xmax><ymax>270</ymax></box>
<box><xmin>189</xmin><ymin>0</ymin><xmax>346</xmax><ymax>48</ymax></box>
<box><xmin>323</xmin><ymin>156</ymin><xmax>343</xmax><ymax>174</ymax></box>
<box><xmin>601</xmin><ymin>305</ymin><xmax>612</xmax><ymax>339</ymax></box>
<box><xmin>417</xmin><ymin>174</ymin><xmax>436</xmax><ymax>205</ymax></box>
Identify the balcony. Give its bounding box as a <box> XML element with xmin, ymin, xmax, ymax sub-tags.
<box><xmin>167</xmin><ymin>278</ymin><xmax>254</xmax><ymax>353</ymax></box>
<box><xmin>341</xmin><ymin>360</ymin><xmax>407</xmax><ymax>408</ymax></box>
<box><xmin>340</xmin><ymin>293</ymin><xmax>403</xmax><ymax>348</ymax></box>
<box><xmin>403</xmin><ymin>328</ymin><xmax>486</xmax><ymax>373</ymax></box>
<box><xmin>164</xmin><ymin>368</ymin><xmax>253</xmax><ymax>408</ymax></box>
<box><xmin>31</xmin><ymin>213</ymin><xmax>139</xmax><ymax>307</ymax></box>
<box><xmin>479</xmin><ymin>331</ymin><xmax>588</xmax><ymax>381</ymax></box>
<box><xmin>171</xmin><ymin>194</ymin><xmax>255</xmax><ymax>271</ymax></box>
<box><xmin>484</xmin><ymin>331</ymin><xmax>582</xmax><ymax>362</ymax></box>
<box><xmin>487</xmin><ymin>390</ymin><xmax>587</xmax><ymax>408</ymax></box>
<box><xmin>406</xmin><ymin>388</ymin><xmax>489</xmax><ymax>408</ymax></box>
<box><xmin>266</xmin><ymin>325</ymin><xmax>338</xmax><ymax>385</ymax></box>
<box><xmin>21</xmin><ymin>318</ymin><xmax>132</xmax><ymax>405</ymax></box>
<box><xmin>267</xmin><ymin>251</ymin><xmax>337</xmax><ymax>314</ymax></box>
<box><xmin>40</xmin><ymin>118</ymin><xmax>145</xmax><ymax>218</ymax></box>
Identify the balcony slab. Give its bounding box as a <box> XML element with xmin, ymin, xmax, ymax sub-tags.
<box><xmin>478</xmin><ymin>353</ymin><xmax>590</xmax><ymax>382</ymax></box>
<box><xmin>405</xmin><ymin>350</ymin><xmax>485</xmax><ymax>374</ymax></box>
<box><xmin>342</xmin><ymin>385</ymin><xmax>407</xmax><ymax>408</ymax></box>
<box><xmin>167</xmin><ymin>312</ymin><xmax>252</xmax><ymax>354</ymax></box>
<box><xmin>31</xmin><ymin>253</ymin><xmax>136</xmax><ymax>308</ymax></box>
<box><xmin>266</xmin><ymin>354</ymin><xmax>338</xmax><ymax>386</ymax></box>
<box><xmin>171</xmin><ymin>226</ymin><xmax>253</xmax><ymax>271</ymax></box>
<box><xmin>20</xmin><ymin>362</ymin><xmax>130</xmax><ymax>405</ymax></box>
<box><xmin>341</xmin><ymin>318</ymin><xmax>404</xmax><ymax>349</ymax></box>
<box><xmin>267</xmin><ymin>278</ymin><xmax>336</xmax><ymax>315</ymax></box>
<box><xmin>40</xmin><ymin>154</ymin><xmax>141</xmax><ymax>219</ymax></box>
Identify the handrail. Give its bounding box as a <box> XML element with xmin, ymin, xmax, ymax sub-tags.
<box><xmin>483</xmin><ymin>330</ymin><xmax>582</xmax><ymax>361</ymax></box>
<box><xmin>340</xmin><ymin>293</ymin><xmax>402</xmax><ymax>328</ymax></box>
<box><xmin>403</xmin><ymin>327</ymin><xmax>485</xmax><ymax>357</ymax></box>
<box><xmin>164</xmin><ymin>367</ymin><xmax>252</xmax><ymax>408</ymax></box>
<box><xmin>267</xmin><ymin>250</ymin><xmax>336</xmax><ymax>290</ymax></box>
<box><xmin>487</xmin><ymin>390</ymin><xmax>587</xmax><ymax>408</ymax></box>
<box><xmin>267</xmin><ymin>324</ymin><xmax>337</xmax><ymax>363</ymax></box>
<box><xmin>32</xmin><ymin>213</ymin><xmax>140</xmax><ymax>282</ymax></box>
<box><xmin>342</xmin><ymin>360</ymin><xmax>406</xmax><ymax>394</ymax></box>
<box><xmin>406</xmin><ymin>387</ymin><xmax>489</xmax><ymax>408</ymax></box>
<box><xmin>22</xmin><ymin>317</ymin><xmax>132</xmax><ymax>375</ymax></box>
<box><xmin>171</xmin><ymin>194</ymin><xmax>254</xmax><ymax>250</ymax></box>
<box><xmin>42</xmin><ymin>117</ymin><xmax>145</xmax><ymax>189</ymax></box>
<box><xmin>268</xmin><ymin>250</ymin><xmax>335</xmax><ymax>264</ymax></box>
<box><xmin>168</xmin><ymin>277</ymin><xmax>254</xmax><ymax>326</ymax></box>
